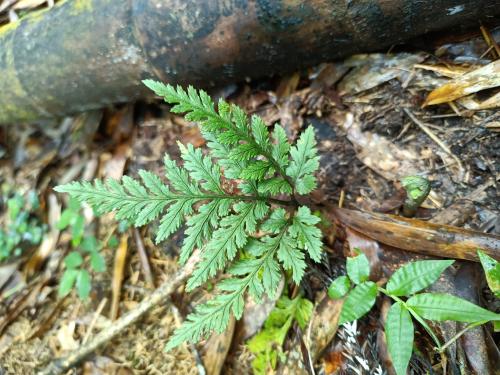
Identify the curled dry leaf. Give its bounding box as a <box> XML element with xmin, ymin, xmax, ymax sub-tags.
<box><xmin>424</xmin><ymin>60</ymin><xmax>500</xmax><ymax>106</ymax></box>
<box><xmin>305</xmin><ymin>294</ymin><xmax>343</xmax><ymax>362</ymax></box>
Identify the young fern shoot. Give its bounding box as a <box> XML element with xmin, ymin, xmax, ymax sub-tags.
<box><xmin>55</xmin><ymin>81</ymin><xmax>323</xmax><ymax>350</ymax></box>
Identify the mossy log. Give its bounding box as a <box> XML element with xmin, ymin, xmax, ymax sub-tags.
<box><xmin>0</xmin><ymin>0</ymin><xmax>499</xmax><ymax>123</ymax></box>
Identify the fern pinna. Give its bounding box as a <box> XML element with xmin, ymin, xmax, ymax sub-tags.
<box><xmin>55</xmin><ymin>81</ymin><xmax>322</xmax><ymax>349</ymax></box>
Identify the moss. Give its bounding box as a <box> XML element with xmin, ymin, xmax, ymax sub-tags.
<box><xmin>0</xmin><ymin>34</ymin><xmax>34</xmax><ymax>123</ymax></box>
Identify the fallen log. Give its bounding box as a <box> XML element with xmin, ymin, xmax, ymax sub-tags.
<box><xmin>1</xmin><ymin>0</ymin><xmax>499</xmax><ymax>124</ymax></box>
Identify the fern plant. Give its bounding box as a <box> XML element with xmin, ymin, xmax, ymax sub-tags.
<box><xmin>55</xmin><ymin>81</ymin><xmax>322</xmax><ymax>349</ymax></box>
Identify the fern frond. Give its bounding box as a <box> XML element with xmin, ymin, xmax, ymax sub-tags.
<box><xmin>289</xmin><ymin>206</ymin><xmax>323</xmax><ymax>262</ymax></box>
<box><xmin>278</xmin><ymin>233</ymin><xmax>306</xmax><ymax>283</ymax></box>
<box><xmin>143</xmin><ymin>81</ymin><xmax>293</xmax><ymax>189</ymax></box>
<box><xmin>179</xmin><ymin>199</ymin><xmax>231</xmax><ymax>265</ymax></box>
<box><xmin>286</xmin><ymin>125</ymin><xmax>320</xmax><ymax>194</ymax></box>
<box><xmin>56</xmin><ymin>82</ymin><xmax>325</xmax><ymax>352</ymax></box>
<box><xmin>178</xmin><ymin>142</ymin><xmax>224</xmax><ymax>194</ymax></box>
<box><xmin>271</xmin><ymin>124</ymin><xmax>290</xmax><ymax>169</ymax></box>
<box><xmin>186</xmin><ymin>201</ymin><xmax>268</xmax><ymax>291</ymax></box>
<box><xmin>166</xmin><ymin>229</ymin><xmax>286</xmax><ymax>350</ymax></box>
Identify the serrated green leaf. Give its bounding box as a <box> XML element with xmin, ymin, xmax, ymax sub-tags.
<box><xmin>328</xmin><ymin>276</ymin><xmax>351</xmax><ymax>299</ymax></box>
<box><xmin>261</xmin><ymin>208</ymin><xmax>287</xmax><ymax>233</ymax></box>
<box><xmin>407</xmin><ymin>293</ymin><xmax>500</xmax><ymax>322</ymax></box>
<box><xmin>155</xmin><ymin>199</ymin><xmax>194</xmax><ymax>243</ymax></box>
<box><xmin>339</xmin><ymin>281</ymin><xmax>377</xmax><ymax>325</ymax></box>
<box><xmin>179</xmin><ymin>199</ymin><xmax>231</xmax><ymax>264</ymax></box>
<box><xmin>262</xmin><ymin>256</ymin><xmax>282</xmax><ymax>299</ymax></box>
<box><xmin>346</xmin><ymin>253</ymin><xmax>370</xmax><ymax>284</ymax></box>
<box><xmin>59</xmin><ymin>269</ymin><xmax>78</xmax><ymax>297</ymax></box>
<box><xmin>257</xmin><ymin>177</ymin><xmax>292</xmax><ymax>195</ymax></box>
<box><xmin>477</xmin><ymin>250</ymin><xmax>500</xmax><ymax>298</ymax></box>
<box><xmin>230</xmin><ymin>143</ymin><xmax>259</xmax><ymax>161</ymax></box>
<box><xmin>186</xmin><ymin>202</ymin><xmax>267</xmax><ymax>291</ymax></box>
<box><xmin>286</xmin><ymin>126</ymin><xmax>319</xmax><ymax>195</ymax></box>
<box><xmin>240</xmin><ymin>161</ymin><xmax>272</xmax><ymax>180</ymax></box>
<box><xmin>386</xmin><ymin>260</ymin><xmax>454</xmax><ymax>296</ymax></box>
<box><xmin>76</xmin><ymin>270</ymin><xmax>92</xmax><ymax>300</ymax></box>
<box><xmin>289</xmin><ymin>206</ymin><xmax>322</xmax><ymax>262</ymax></box>
<box><xmin>386</xmin><ymin>302</ymin><xmax>414</xmax><ymax>375</ymax></box>
<box><xmin>277</xmin><ymin>234</ymin><xmax>306</xmax><ymax>284</ymax></box>
<box><xmin>166</xmin><ymin>230</ymin><xmax>286</xmax><ymax>351</ymax></box>
<box><xmin>64</xmin><ymin>251</ymin><xmax>83</xmax><ymax>269</ymax></box>
<box><xmin>178</xmin><ymin>143</ymin><xmax>224</xmax><ymax>193</ymax></box>
<box><xmin>271</xmin><ymin>125</ymin><xmax>290</xmax><ymax>168</ymax></box>
<box><xmin>251</xmin><ymin>115</ymin><xmax>271</xmax><ymax>151</ymax></box>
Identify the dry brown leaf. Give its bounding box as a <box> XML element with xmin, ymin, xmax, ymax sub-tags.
<box><xmin>56</xmin><ymin>321</ymin><xmax>79</xmax><ymax>352</ymax></box>
<box><xmin>414</xmin><ymin>63</ymin><xmax>473</xmax><ymax>78</ymax></box>
<box><xmin>201</xmin><ymin>317</ymin><xmax>235</xmax><ymax>375</ymax></box>
<box><xmin>305</xmin><ymin>294</ymin><xmax>343</xmax><ymax>362</ymax></box>
<box><xmin>110</xmin><ymin>234</ymin><xmax>128</xmax><ymax>320</ymax></box>
<box><xmin>338</xmin><ymin>53</ymin><xmax>424</xmax><ymax>94</ymax></box>
<box><xmin>339</xmin><ymin>112</ymin><xmax>424</xmax><ymax>181</ymax></box>
<box><xmin>424</xmin><ymin>60</ymin><xmax>500</xmax><ymax>106</ymax></box>
<box><xmin>458</xmin><ymin>91</ymin><xmax>500</xmax><ymax>110</ymax></box>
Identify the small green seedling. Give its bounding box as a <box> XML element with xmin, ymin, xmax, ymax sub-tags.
<box><xmin>58</xmin><ymin>199</ymin><xmax>107</xmax><ymax>299</ymax></box>
<box><xmin>328</xmin><ymin>252</ymin><xmax>500</xmax><ymax>375</ymax></box>
<box><xmin>401</xmin><ymin>175</ymin><xmax>431</xmax><ymax>217</ymax></box>
<box><xmin>247</xmin><ymin>295</ymin><xmax>313</xmax><ymax>374</ymax></box>
<box><xmin>0</xmin><ymin>191</ymin><xmax>45</xmax><ymax>261</ymax></box>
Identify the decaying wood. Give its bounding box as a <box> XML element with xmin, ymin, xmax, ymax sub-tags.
<box><xmin>1</xmin><ymin>0</ymin><xmax>500</xmax><ymax>123</ymax></box>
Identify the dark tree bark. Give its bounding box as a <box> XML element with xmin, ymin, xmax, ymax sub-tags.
<box><xmin>1</xmin><ymin>0</ymin><xmax>499</xmax><ymax>123</ymax></box>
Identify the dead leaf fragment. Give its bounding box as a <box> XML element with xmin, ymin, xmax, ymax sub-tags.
<box><xmin>424</xmin><ymin>60</ymin><xmax>500</xmax><ymax>106</ymax></box>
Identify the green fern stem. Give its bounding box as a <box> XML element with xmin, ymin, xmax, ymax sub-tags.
<box><xmin>57</xmin><ymin>184</ymin><xmax>294</xmax><ymax>208</ymax></box>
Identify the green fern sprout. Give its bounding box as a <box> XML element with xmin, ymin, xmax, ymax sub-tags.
<box><xmin>54</xmin><ymin>81</ymin><xmax>322</xmax><ymax>350</ymax></box>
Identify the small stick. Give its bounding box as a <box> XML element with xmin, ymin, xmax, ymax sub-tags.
<box><xmin>38</xmin><ymin>253</ymin><xmax>199</xmax><ymax>375</ymax></box>
<box><xmin>82</xmin><ymin>298</ymin><xmax>108</xmax><ymax>345</ymax></box>
<box><xmin>403</xmin><ymin>108</ymin><xmax>464</xmax><ymax>180</ymax></box>
<box><xmin>133</xmin><ymin>228</ymin><xmax>155</xmax><ymax>288</ymax></box>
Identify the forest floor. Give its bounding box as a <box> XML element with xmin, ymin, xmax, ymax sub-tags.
<box><xmin>0</xmin><ymin>2</ymin><xmax>499</xmax><ymax>374</ymax></box>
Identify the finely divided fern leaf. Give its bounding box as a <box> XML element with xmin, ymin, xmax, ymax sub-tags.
<box><xmin>286</xmin><ymin>125</ymin><xmax>320</xmax><ymax>194</ymax></box>
<box><xmin>55</xmin><ymin>81</ymin><xmax>323</xmax><ymax>350</ymax></box>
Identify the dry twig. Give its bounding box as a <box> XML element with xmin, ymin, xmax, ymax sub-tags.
<box><xmin>38</xmin><ymin>253</ymin><xmax>199</xmax><ymax>375</ymax></box>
